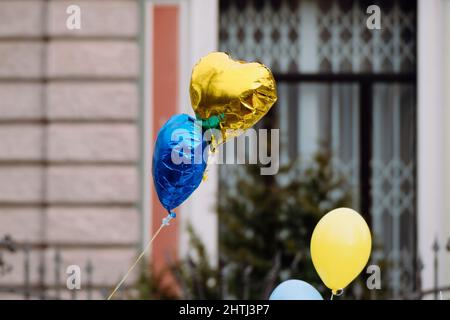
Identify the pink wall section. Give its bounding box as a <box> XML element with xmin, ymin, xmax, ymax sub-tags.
<box><xmin>152</xmin><ymin>4</ymin><xmax>180</xmax><ymax>295</ymax></box>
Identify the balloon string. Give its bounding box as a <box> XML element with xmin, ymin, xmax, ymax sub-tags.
<box><xmin>107</xmin><ymin>212</ymin><xmax>175</xmax><ymax>300</ymax></box>
<box><xmin>330</xmin><ymin>292</ymin><xmax>334</xmax><ymax>300</ymax></box>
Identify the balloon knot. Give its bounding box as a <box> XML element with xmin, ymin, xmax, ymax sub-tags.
<box><xmin>332</xmin><ymin>289</ymin><xmax>344</xmax><ymax>296</ymax></box>
<box><xmin>162</xmin><ymin>212</ymin><xmax>175</xmax><ymax>226</ymax></box>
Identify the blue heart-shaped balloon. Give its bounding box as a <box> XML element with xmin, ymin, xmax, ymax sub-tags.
<box><xmin>152</xmin><ymin>114</ymin><xmax>208</xmax><ymax>212</ymax></box>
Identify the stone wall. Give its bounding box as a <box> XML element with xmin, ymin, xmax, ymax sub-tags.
<box><xmin>0</xmin><ymin>0</ymin><xmax>141</xmax><ymax>299</ymax></box>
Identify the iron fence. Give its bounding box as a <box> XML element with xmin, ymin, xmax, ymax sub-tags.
<box><xmin>0</xmin><ymin>235</ymin><xmax>132</xmax><ymax>300</ymax></box>
<box><xmin>1</xmin><ymin>234</ymin><xmax>449</xmax><ymax>300</ymax></box>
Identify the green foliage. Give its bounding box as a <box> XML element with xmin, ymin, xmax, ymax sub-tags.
<box><xmin>170</xmin><ymin>224</ymin><xmax>222</xmax><ymax>299</ymax></box>
<box><xmin>216</xmin><ymin>149</ymin><xmax>352</xmax><ymax>299</ymax></box>
<box><xmin>163</xmin><ymin>148</ymin><xmax>354</xmax><ymax>299</ymax></box>
<box><xmin>133</xmin><ymin>263</ymin><xmax>178</xmax><ymax>300</ymax></box>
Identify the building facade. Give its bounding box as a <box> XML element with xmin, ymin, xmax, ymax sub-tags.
<box><xmin>0</xmin><ymin>0</ymin><xmax>141</xmax><ymax>299</ymax></box>
<box><xmin>0</xmin><ymin>0</ymin><xmax>449</xmax><ymax>299</ymax></box>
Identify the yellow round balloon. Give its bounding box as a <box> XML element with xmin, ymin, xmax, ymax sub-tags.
<box><xmin>310</xmin><ymin>208</ymin><xmax>372</xmax><ymax>294</ymax></box>
<box><xmin>190</xmin><ymin>52</ymin><xmax>277</xmax><ymax>146</ymax></box>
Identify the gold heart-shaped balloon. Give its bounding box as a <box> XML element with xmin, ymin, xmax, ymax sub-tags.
<box><xmin>190</xmin><ymin>52</ymin><xmax>277</xmax><ymax>145</ymax></box>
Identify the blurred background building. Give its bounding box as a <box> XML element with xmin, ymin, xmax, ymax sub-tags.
<box><xmin>0</xmin><ymin>0</ymin><xmax>141</xmax><ymax>299</ymax></box>
<box><xmin>0</xmin><ymin>0</ymin><xmax>449</xmax><ymax>299</ymax></box>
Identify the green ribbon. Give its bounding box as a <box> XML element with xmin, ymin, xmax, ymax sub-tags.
<box><xmin>196</xmin><ymin>113</ymin><xmax>225</xmax><ymax>130</ymax></box>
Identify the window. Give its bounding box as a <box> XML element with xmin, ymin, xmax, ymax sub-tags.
<box><xmin>219</xmin><ymin>0</ymin><xmax>417</xmax><ymax>297</ymax></box>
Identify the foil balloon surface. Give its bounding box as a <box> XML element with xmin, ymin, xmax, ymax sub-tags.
<box><xmin>152</xmin><ymin>114</ymin><xmax>207</xmax><ymax>212</ymax></box>
<box><xmin>190</xmin><ymin>52</ymin><xmax>277</xmax><ymax>146</ymax></box>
